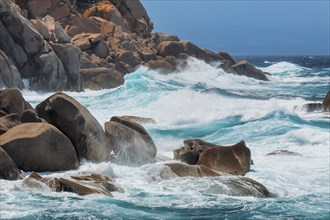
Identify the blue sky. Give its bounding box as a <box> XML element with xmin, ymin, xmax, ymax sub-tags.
<box><xmin>141</xmin><ymin>0</ymin><xmax>330</xmax><ymax>55</ymax></box>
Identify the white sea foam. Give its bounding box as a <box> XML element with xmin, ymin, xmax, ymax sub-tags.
<box><xmin>2</xmin><ymin>57</ymin><xmax>328</xmax><ymax>218</ymax></box>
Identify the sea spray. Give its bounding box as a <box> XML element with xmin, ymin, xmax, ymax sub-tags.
<box><xmin>1</xmin><ymin>57</ymin><xmax>329</xmax><ymax>219</ymax></box>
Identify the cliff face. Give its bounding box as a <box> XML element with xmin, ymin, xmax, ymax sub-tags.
<box><xmin>0</xmin><ymin>0</ymin><xmax>270</xmax><ymax>91</ymax></box>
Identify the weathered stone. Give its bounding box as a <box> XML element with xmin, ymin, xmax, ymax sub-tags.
<box><xmin>0</xmin><ymin>147</ymin><xmax>23</xmax><ymax>180</ymax></box>
<box><xmin>157</xmin><ymin>41</ymin><xmax>184</xmax><ymax>58</ymax></box>
<box><xmin>50</xmin><ymin>43</ymin><xmax>82</xmax><ymax>91</ymax></box>
<box><xmin>197</xmin><ymin>141</ymin><xmax>251</xmax><ymax>175</ymax></box>
<box><xmin>266</xmin><ymin>150</ymin><xmax>302</xmax><ymax>156</ymax></box>
<box><xmin>165</xmin><ymin>163</ymin><xmax>220</xmax><ymax>177</ymax></box>
<box><xmin>231</xmin><ymin>61</ymin><xmax>270</xmax><ymax>81</ymax></box>
<box><xmin>0</xmin><ymin>123</ymin><xmax>79</xmax><ymax>172</ymax></box>
<box><xmin>111</xmin><ymin>0</ymin><xmax>153</xmax><ymax>38</ymax></box>
<box><xmin>104</xmin><ymin>116</ymin><xmax>157</xmax><ymax>166</ymax></box>
<box><xmin>54</xmin><ymin>22</ymin><xmax>71</xmax><ymax>43</ymax></box>
<box><xmin>93</xmin><ymin>41</ymin><xmax>109</xmax><ymax>59</ymax></box>
<box><xmin>0</xmin><ymin>49</ymin><xmax>24</xmax><ymax>89</ymax></box>
<box><xmin>322</xmin><ymin>90</ymin><xmax>330</xmax><ymax>112</ymax></box>
<box><xmin>36</xmin><ymin>93</ymin><xmax>111</xmax><ymax>162</ymax></box>
<box><xmin>69</xmin><ymin>13</ymin><xmax>99</xmax><ymax>33</ymax></box>
<box><xmin>80</xmin><ymin>67</ymin><xmax>124</xmax><ymax>90</ymax></box>
<box><xmin>0</xmin><ymin>20</ymin><xmax>28</xmax><ymax>69</ymax></box>
<box><xmin>23</xmin><ymin>172</ymin><xmax>123</xmax><ymax>196</ymax></box>
<box><xmin>83</xmin><ymin>2</ymin><xmax>128</xmax><ymax>31</ymax></box>
<box><xmin>0</xmin><ymin>88</ymin><xmax>30</xmax><ymax>117</ymax></box>
<box><xmin>119</xmin><ymin>115</ymin><xmax>156</xmax><ymax>124</ymax></box>
<box><xmin>22</xmin><ymin>43</ymin><xmax>68</xmax><ymax>91</ymax></box>
<box><xmin>20</xmin><ymin>109</ymin><xmax>44</xmax><ymax>123</ymax></box>
<box><xmin>0</xmin><ymin>113</ymin><xmax>20</xmax><ymax>135</ymax></box>
<box><xmin>0</xmin><ymin>0</ymin><xmax>44</xmax><ymax>55</ymax></box>
<box><xmin>173</xmin><ymin>139</ymin><xmax>216</xmax><ymax>165</ymax></box>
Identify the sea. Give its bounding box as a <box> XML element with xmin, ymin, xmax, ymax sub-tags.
<box><xmin>0</xmin><ymin>56</ymin><xmax>329</xmax><ymax>219</ymax></box>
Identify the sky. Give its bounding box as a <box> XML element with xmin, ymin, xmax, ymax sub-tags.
<box><xmin>141</xmin><ymin>0</ymin><xmax>330</xmax><ymax>56</ymax></box>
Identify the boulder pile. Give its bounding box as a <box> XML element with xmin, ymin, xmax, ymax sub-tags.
<box><xmin>0</xmin><ymin>0</ymin><xmax>270</xmax><ymax>92</ymax></box>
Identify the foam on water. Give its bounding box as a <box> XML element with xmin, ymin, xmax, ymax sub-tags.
<box><xmin>1</xmin><ymin>58</ymin><xmax>329</xmax><ymax>219</ymax></box>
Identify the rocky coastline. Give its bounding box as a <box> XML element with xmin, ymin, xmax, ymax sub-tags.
<box><xmin>1</xmin><ymin>0</ymin><xmax>329</xmax><ymax>200</ymax></box>
<box><xmin>1</xmin><ymin>0</ymin><xmax>270</xmax><ymax>92</ymax></box>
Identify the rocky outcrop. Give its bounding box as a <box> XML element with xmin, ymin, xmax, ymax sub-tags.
<box><xmin>165</xmin><ymin>163</ymin><xmax>220</xmax><ymax>177</ymax></box>
<box><xmin>300</xmin><ymin>90</ymin><xmax>330</xmax><ymax>113</ymax></box>
<box><xmin>119</xmin><ymin>115</ymin><xmax>156</xmax><ymax>124</ymax></box>
<box><xmin>0</xmin><ymin>89</ymin><xmax>31</xmax><ymax>117</ymax></box>
<box><xmin>104</xmin><ymin>116</ymin><xmax>157</xmax><ymax>166</ymax></box>
<box><xmin>322</xmin><ymin>90</ymin><xmax>330</xmax><ymax>112</ymax></box>
<box><xmin>162</xmin><ymin>163</ymin><xmax>270</xmax><ymax>198</ymax></box>
<box><xmin>197</xmin><ymin>141</ymin><xmax>251</xmax><ymax>175</ymax></box>
<box><xmin>1</xmin><ymin>0</ymin><xmax>270</xmax><ymax>92</ymax></box>
<box><xmin>0</xmin><ymin>113</ymin><xmax>20</xmax><ymax>135</ymax></box>
<box><xmin>0</xmin><ymin>147</ymin><xmax>23</xmax><ymax>180</ymax></box>
<box><xmin>173</xmin><ymin>139</ymin><xmax>252</xmax><ymax>175</ymax></box>
<box><xmin>0</xmin><ymin>123</ymin><xmax>79</xmax><ymax>172</ymax></box>
<box><xmin>36</xmin><ymin>92</ymin><xmax>111</xmax><ymax>162</ymax></box>
<box><xmin>266</xmin><ymin>150</ymin><xmax>301</xmax><ymax>156</ymax></box>
<box><xmin>23</xmin><ymin>172</ymin><xmax>123</xmax><ymax>196</ymax></box>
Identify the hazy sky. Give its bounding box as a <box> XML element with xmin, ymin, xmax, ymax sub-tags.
<box><xmin>141</xmin><ymin>0</ymin><xmax>330</xmax><ymax>56</ymax></box>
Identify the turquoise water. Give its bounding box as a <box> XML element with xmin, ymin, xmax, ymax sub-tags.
<box><xmin>1</xmin><ymin>58</ymin><xmax>329</xmax><ymax>219</ymax></box>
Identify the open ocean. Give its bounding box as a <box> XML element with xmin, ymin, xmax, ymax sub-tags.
<box><xmin>1</xmin><ymin>56</ymin><xmax>329</xmax><ymax>219</ymax></box>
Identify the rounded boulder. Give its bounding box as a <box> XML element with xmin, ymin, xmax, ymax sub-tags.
<box><xmin>0</xmin><ymin>123</ymin><xmax>79</xmax><ymax>172</ymax></box>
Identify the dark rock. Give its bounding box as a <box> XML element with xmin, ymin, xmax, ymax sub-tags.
<box><xmin>21</xmin><ymin>44</ymin><xmax>68</xmax><ymax>91</ymax></box>
<box><xmin>119</xmin><ymin>115</ymin><xmax>156</xmax><ymax>124</ymax></box>
<box><xmin>104</xmin><ymin>116</ymin><xmax>157</xmax><ymax>166</ymax></box>
<box><xmin>93</xmin><ymin>41</ymin><xmax>110</xmax><ymax>59</ymax></box>
<box><xmin>301</xmin><ymin>103</ymin><xmax>322</xmax><ymax>112</ymax></box>
<box><xmin>109</xmin><ymin>0</ymin><xmax>153</xmax><ymax>38</ymax></box>
<box><xmin>173</xmin><ymin>139</ymin><xmax>216</xmax><ymax>165</ymax></box>
<box><xmin>0</xmin><ymin>147</ymin><xmax>23</xmax><ymax>180</ymax></box>
<box><xmin>0</xmin><ymin>20</ymin><xmax>28</xmax><ymax>69</ymax></box>
<box><xmin>20</xmin><ymin>109</ymin><xmax>44</xmax><ymax>123</ymax></box>
<box><xmin>83</xmin><ymin>1</ymin><xmax>128</xmax><ymax>31</ymax></box>
<box><xmin>68</xmin><ymin>13</ymin><xmax>99</xmax><ymax>34</ymax></box>
<box><xmin>0</xmin><ymin>88</ymin><xmax>30</xmax><ymax>117</ymax></box>
<box><xmin>50</xmin><ymin>43</ymin><xmax>83</xmax><ymax>91</ymax></box>
<box><xmin>0</xmin><ymin>123</ymin><xmax>79</xmax><ymax>172</ymax></box>
<box><xmin>23</xmin><ymin>172</ymin><xmax>123</xmax><ymax>196</ymax></box>
<box><xmin>231</xmin><ymin>61</ymin><xmax>270</xmax><ymax>81</ymax></box>
<box><xmin>266</xmin><ymin>150</ymin><xmax>302</xmax><ymax>156</ymax></box>
<box><xmin>158</xmin><ymin>41</ymin><xmax>184</xmax><ymax>58</ymax></box>
<box><xmin>36</xmin><ymin>93</ymin><xmax>111</xmax><ymax>162</ymax></box>
<box><xmin>80</xmin><ymin>67</ymin><xmax>124</xmax><ymax>90</ymax></box>
<box><xmin>0</xmin><ymin>0</ymin><xmax>44</xmax><ymax>55</ymax></box>
<box><xmin>0</xmin><ymin>49</ymin><xmax>24</xmax><ymax>89</ymax></box>
<box><xmin>165</xmin><ymin>163</ymin><xmax>220</xmax><ymax>177</ymax></box>
<box><xmin>0</xmin><ymin>113</ymin><xmax>20</xmax><ymax>135</ymax></box>
<box><xmin>197</xmin><ymin>141</ymin><xmax>251</xmax><ymax>175</ymax></box>
<box><xmin>322</xmin><ymin>90</ymin><xmax>330</xmax><ymax>112</ymax></box>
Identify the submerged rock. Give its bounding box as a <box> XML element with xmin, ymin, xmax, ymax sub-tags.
<box><xmin>23</xmin><ymin>172</ymin><xmax>123</xmax><ymax>196</ymax></box>
<box><xmin>105</xmin><ymin>116</ymin><xmax>157</xmax><ymax>166</ymax></box>
<box><xmin>119</xmin><ymin>115</ymin><xmax>156</xmax><ymax>124</ymax></box>
<box><xmin>0</xmin><ymin>123</ymin><xmax>79</xmax><ymax>172</ymax></box>
<box><xmin>173</xmin><ymin>139</ymin><xmax>252</xmax><ymax>175</ymax></box>
<box><xmin>36</xmin><ymin>93</ymin><xmax>111</xmax><ymax>162</ymax></box>
<box><xmin>165</xmin><ymin>163</ymin><xmax>220</xmax><ymax>177</ymax></box>
<box><xmin>322</xmin><ymin>90</ymin><xmax>330</xmax><ymax>112</ymax></box>
<box><xmin>197</xmin><ymin>141</ymin><xmax>251</xmax><ymax>175</ymax></box>
<box><xmin>0</xmin><ymin>147</ymin><xmax>23</xmax><ymax>180</ymax></box>
<box><xmin>266</xmin><ymin>150</ymin><xmax>302</xmax><ymax>156</ymax></box>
